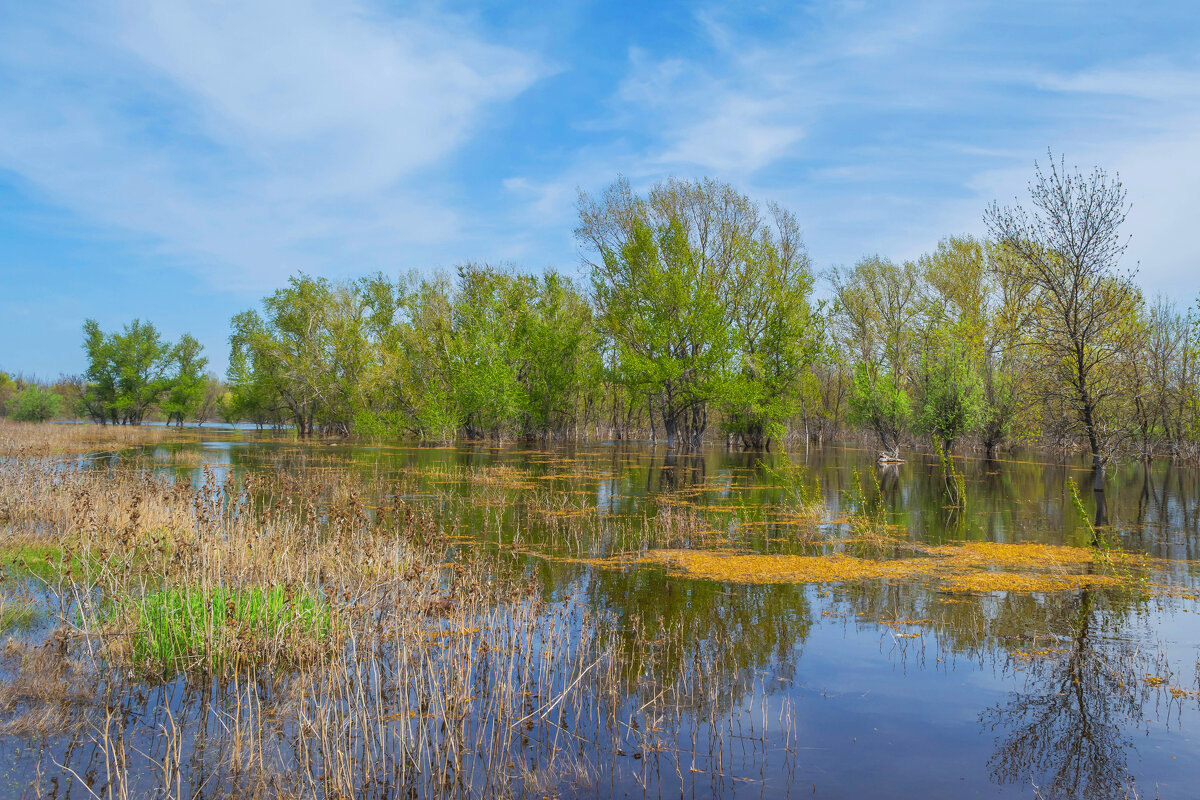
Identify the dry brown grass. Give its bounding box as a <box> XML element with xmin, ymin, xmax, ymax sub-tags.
<box><xmin>0</xmin><ymin>419</ymin><xmax>176</xmax><ymax>456</ymax></box>
<box><xmin>0</xmin><ymin>639</ymin><xmax>101</xmax><ymax>736</ymax></box>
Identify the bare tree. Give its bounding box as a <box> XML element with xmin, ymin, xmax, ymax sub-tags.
<box><xmin>985</xmin><ymin>151</ymin><xmax>1141</xmax><ymax>470</ymax></box>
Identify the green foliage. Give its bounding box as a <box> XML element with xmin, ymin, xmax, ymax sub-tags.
<box><xmin>81</xmin><ymin>319</ymin><xmax>202</xmax><ymax>425</ymax></box>
<box><xmin>986</xmin><ymin>154</ymin><xmax>1141</xmax><ymax>468</ymax></box>
<box><xmin>12</xmin><ymin>385</ymin><xmax>62</xmax><ymax>422</ymax></box>
<box><xmin>579</xmin><ymin>177</ymin><xmax>818</xmax><ymax>449</ymax></box>
<box><xmin>0</xmin><ymin>371</ymin><xmax>15</xmax><ymax>418</ymax></box>
<box><xmin>0</xmin><ymin>542</ymin><xmax>67</xmax><ymax>582</ymax></box>
<box><xmin>721</xmin><ymin>226</ymin><xmax>823</xmax><ymax>449</ymax></box>
<box><xmin>225</xmin><ymin>267</ymin><xmax>602</xmax><ymax>441</ymax></box>
<box><xmin>831</xmin><ymin>256</ymin><xmax>923</xmax><ymax>382</ymax></box>
<box><xmin>447</xmin><ymin>265</ymin><xmax>533</xmax><ymax>438</ymax></box>
<box><xmin>120</xmin><ymin>585</ymin><xmax>333</xmax><ymax>676</ymax></box>
<box><xmin>831</xmin><ymin>255</ymin><xmax>922</xmax><ymax>457</ymax></box>
<box><xmin>915</xmin><ymin>329</ymin><xmax>983</xmax><ymax>453</ymax></box>
<box><xmin>591</xmin><ymin>216</ymin><xmax>734</xmax><ymax>448</ymax></box>
<box><xmin>921</xmin><ymin>236</ymin><xmax>1025</xmax><ymax>456</ymax></box>
<box><xmin>519</xmin><ymin>271</ymin><xmax>604</xmax><ymax>438</ymax></box>
<box><xmin>847</xmin><ymin>362</ymin><xmax>910</xmax><ymax>460</ymax></box>
<box><xmin>387</xmin><ymin>274</ymin><xmax>462</xmax><ymax>441</ymax></box>
<box><xmin>0</xmin><ymin>596</ymin><xmax>37</xmax><ymax>634</ymax></box>
<box><xmin>228</xmin><ymin>276</ymin><xmax>364</xmax><ymax>436</ymax></box>
<box><xmin>160</xmin><ymin>334</ymin><xmax>208</xmax><ymax>425</ymax></box>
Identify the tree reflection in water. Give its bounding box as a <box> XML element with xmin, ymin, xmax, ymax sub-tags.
<box><xmin>983</xmin><ymin>590</ymin><xmax>1148</xmax><ymax>799</ymax></box>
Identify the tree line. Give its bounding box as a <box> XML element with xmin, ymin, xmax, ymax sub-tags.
<box><xmin>4</xmin><ymin>155</ymin><xmax>1196</xmax><ymax>465</ymax></box>
<box><xmin>0</xmin><ymin>322</ymin><xmax>226</xmax><ymax>427</ymax></box>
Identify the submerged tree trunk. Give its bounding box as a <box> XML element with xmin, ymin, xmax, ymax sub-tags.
<box><xmin>876</xmin><ymin>428</ymin><xmax>903</xmax><ymax>463</ymax></box>
<box><xmin>647</xmin><ymin>393</ymin><xmax>657</xmax><ymax>443</ymax></box>
<box><xmin>877</xmin><ymin>445</ymin><xmax>902</xmax><ymax>463</ymax></box>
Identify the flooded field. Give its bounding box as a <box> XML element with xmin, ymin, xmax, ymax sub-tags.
<box><xmin>2</xmin><ymin>428</ymin><xmax>1200</xmax><ymax>799</ymax></box>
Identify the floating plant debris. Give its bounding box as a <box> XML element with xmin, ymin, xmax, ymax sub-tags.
<box><xmin>562</xmin><ymin>540</ymin><xmax>1154</xmax><ymax>595</ymax></box>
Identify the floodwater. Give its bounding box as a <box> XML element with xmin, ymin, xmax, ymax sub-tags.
<box><xmin>4</xmin><ymin>432</ymin><xmax>1200</xmax><ymax>799</ymax></box>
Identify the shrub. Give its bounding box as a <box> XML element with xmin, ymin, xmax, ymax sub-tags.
<box><xmin>11</xmin><ymin>386</ymin><xmax>62</xmax><ymax>423</ymax></box>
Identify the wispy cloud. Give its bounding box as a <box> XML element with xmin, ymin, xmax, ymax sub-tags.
<box><xmin>0</xmin><ymin>0</ymin><xmax>543</xmax><ymax>289</ymax></box>
<box><xmin>542</xmin><ymin>2</ymin><xmax>1200</xmax><ymax>292</ymax></box>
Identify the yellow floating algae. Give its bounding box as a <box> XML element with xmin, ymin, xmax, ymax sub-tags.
<box><xmin>547</xmin><ymin>540</ymin><xmax>1148</xmax><ymax>595</ymax></box>
<box><xmin>646</xmin><ymin>550</ymin><xmax>937</xmax><ymax>585</ymax></box>
<box><xmin>940</xmin><ymin>572</ymin><xmax>1121</xmax><ymax>594</ymax></box>
<box><xmin>1013</xmin><ymin>647</ymin><xmax>1068</xmax><ymax>662</ymax></box>
<box><xmin>1151</xmin><ymin>583</ymin><xmax>1200</xmax><ymax>600</ymax></box>
<box><xmin>924</xmin><ymin>541</ymin><xmax>1097</xmax><ymax>568</ymax></box>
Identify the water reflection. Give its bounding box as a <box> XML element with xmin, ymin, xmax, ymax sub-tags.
<box><xmin>984</xmin><ymin>591</ymin><xmax>1143</xmax><ymax>799</ymax></box>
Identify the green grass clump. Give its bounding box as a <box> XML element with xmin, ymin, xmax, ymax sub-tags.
<box><xmin>120</xmin><ymin>585</ymin><xmax>334</xmax><ymax>676</ymax></box>
<box><xmin>0</xmin><ymin>595</ymin><xmax>38</xmax><ymax>633</ymax></box>
<box><xmin>0</xmin><ymin>542</ymin><xmax>67</xmax><ymax>581</ymax></box>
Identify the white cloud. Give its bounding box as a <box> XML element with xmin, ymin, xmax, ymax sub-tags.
<box><xmin>892</xmin><ymin>64</ymin><xmax>1200</xmax><ymax>295</ymax></box>
<box><xmin>567</xmin><ymin>9</ymin><xmax>1200</xmax><ymax>298</ymax></box>
<box><xmin>658</xmin><ymin>95</ymin><xmax>804</xmax><ymax>173</ymax></box>
<box><xmin>585</xmin><ymin>2</ymin><xmax>969</xmax><ymax>184</ymax></box>
<box><xmin>1035</xmin><ymin>65</ymin><xmax>1200</xmax><ymax>103</ymax></box>
<box><xmin>610</xmin><ymin>38</ymin><xmax>811</xmax><ymax>176</ymax></box>
<box><xmin>0</xmin><ymin>0</ymin><xmax>543</xmax><ymax>289</ymax></box>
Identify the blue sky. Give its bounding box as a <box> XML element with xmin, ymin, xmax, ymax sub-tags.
<box><xmin>1</xmin><ymin>0</ymin><xmax>1198</xmax><ymax>377</ymax></box>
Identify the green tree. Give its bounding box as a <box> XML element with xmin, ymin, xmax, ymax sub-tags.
<box><xmin>229</xmin><ymin>276</ymin><xmax>370</xmax><ymax>436</ymax></box>
<box><xmin>81</xmin><ymin>319</ymin><xmax>176</xmax><ymax>424</ymax></box>
<box><xmin>391</xmin><ymin>274</ymin><xmax>462</xmax><ymax>441</ymax></box>
<box><xmin>224</xmin><ymin>342</ymin><xmax>285</xmax><ymax>429</ymax></box>
<box><xmin>721</xmin><ymin>207</ymin><xmax>823</xmax><ymax>449</ymax></box>
<box><xmin>518</xmin><ymin>271</ymin><xmax>604</xmax><ymax>439</ymax></box>
<box><xmin>917</xmin><ymin>236</ymin><xmax>1033</xmax><ymax>457</ymax></box>
<box><xmin>847</xmin><ymin>362</ymin><xmax>910</xmax><ymax>461</ymax></box>
<box><xmin>590</xmin><ymin>216</ymin><xmax>733</xmax><ymax>449</ymax></box>
<box><xmin>832</xmin><ymin>256</ymin><xmax>922</xmax><ymax>460</ymax></box>
<box><xmin>915</xmin><ymin>329</ymin><xmax>983</xmax><ymax>453</ymax></box>
<box><xmin>447</xmin><ymin>265</ymin><xmax>532</xmax><ymax>440</ymax></box>
<box><xmin>578</xmin><ymin>177</ymin><xmax>812</xmax><ymax>449</ymax></box>
<box><xmin>81</xmin><ymin>320</ymin><xmax>118</xmax><ymax>422</ymax></box>
<box><xmin>194</xmin><ymin>374</ymin><xmax>226</xmax><ymax>425</ymax></box>
<box><xmin>161</xmin><ymin>334</ymin><xmax>208</xmax><ymax>426</ymax></box>
<box><xmin>0</xmin><ymin>371</ymin><xmax>15</xmax><ymax>418</ymax></box>
<box><xmin>12</xmin><ymin>385</ymin><xmax>62</xmax><ymax>422</ymax></box>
